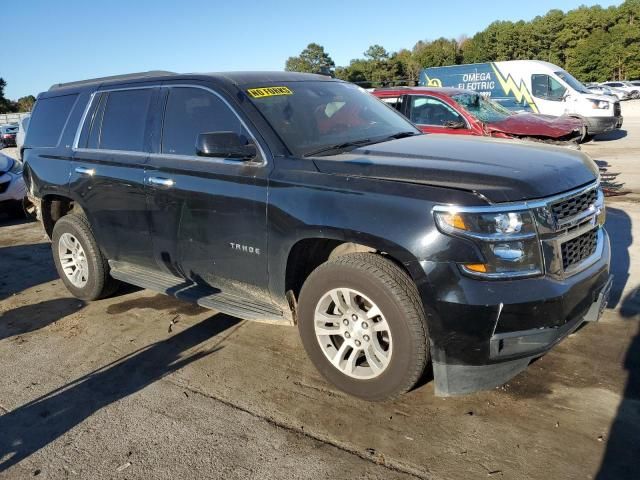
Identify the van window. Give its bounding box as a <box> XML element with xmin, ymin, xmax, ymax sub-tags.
<box><xmin>161</xmin><ymin>87</ymin><xmax>247</xmax><ymax>156</ymax></box>
<box><xmin>531</xmin><ymin>74</ymin><xmax>566</xmax><ymax>100</ymax></box>
<box><xmin>409</xmin><ymin>96</ymin><xmax>464</xmax><ymax>126</ymax></box>
<box><xmin>26</xmin><ymin>94</ymin><xmax>78</xmax><ymax>147</ymax></box>
<box><xmin>99</xmin><ymin>89</ymin><xmax>153</xmax><ymax>151</ymax></box>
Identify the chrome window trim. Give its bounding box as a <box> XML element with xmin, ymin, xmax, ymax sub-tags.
<box><xmin>74</xmin><ymin>147</ymin><xmax>148</xmax><ymax>158</ymax></box>
<box><xmin>71</xmin><ymin>83</ymin><xmax>268</xmax><ymax>167</ymax></box>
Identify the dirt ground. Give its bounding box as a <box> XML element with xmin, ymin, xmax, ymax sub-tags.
<box><xmin>1</xmin><ymin>104</ymin><xmax>639</xmax><ymax>479</ymax></box>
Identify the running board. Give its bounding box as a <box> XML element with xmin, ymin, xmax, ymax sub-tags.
<box><xmin>109</xmin><ymin>261</ymin><xmax>284</xmax><ymax>322</ymax></box>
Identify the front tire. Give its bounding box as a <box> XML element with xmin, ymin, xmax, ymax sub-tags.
<box><xmin>52</xmin><ymin>213</ymin><xmax>120</xmax><ymax>300</ymax></box>
<box><xmin>298</xmin><ymin>253</ymin><xmax>429</xmax><ymax>401</ymax></box>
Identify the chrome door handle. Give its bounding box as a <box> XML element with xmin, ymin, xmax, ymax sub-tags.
<box><xmin>147</xmin><ymin>176</ymin><xmax>175</xmax><ymax>188</ymax></box>
<box><xmin>75</xmin><ymin>166</ymin><xmax>95</xmax><ymax>176</ymax></box>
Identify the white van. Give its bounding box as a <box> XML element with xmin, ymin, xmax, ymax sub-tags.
<box><xmin>421</xmin><ymin>60</ymin><xmax>623</xmax><ymax>137</ymax></box>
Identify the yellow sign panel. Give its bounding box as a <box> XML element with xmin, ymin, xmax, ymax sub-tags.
<box><xmin>247</xmin><ymin>86</ymin><xmax>293</xmax><ymax>98</ymax></box>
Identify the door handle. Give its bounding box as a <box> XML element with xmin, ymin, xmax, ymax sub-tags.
<box><xmin>75</xmin><ymin>166</ymin><xmax>95</xmax><ymax>176</ymax></box>
<box><xmin>147</xmin><ymin>176</ymin><xmax>175</xmax><ymax>188</ymax></box>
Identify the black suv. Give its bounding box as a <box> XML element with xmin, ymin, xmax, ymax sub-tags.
<box><xmin>23</xmin><ymin>71</ymin><xmax>612</xmax><ymax>400</ymax></box>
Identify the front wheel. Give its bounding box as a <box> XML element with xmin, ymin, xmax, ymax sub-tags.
<box><xmin>297</xmin><ymin>253</ymin><xmax>429</xmax><ymax>401</ymax></box>
<box><xmin>52</xmin><ymin>213</ymin><xmax>120</xmax><ymax>300</ymax></box>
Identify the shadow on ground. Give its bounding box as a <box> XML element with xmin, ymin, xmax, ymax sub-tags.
<box><xmin>593</xmin><ymin>129</ymin><xmax>628</xmax><ymax>142</ymax></box>
<box><xmin>597</xmin><ymin>206</ymin><xmax>640</xmax><ymax>479</ymax></box>
<box><xmin>0</xmin><ymin>298</ymin><xmax>85</xmax><ymax>342</ymax></box>
<box><xmin>0</xmin><ymin>243</ymin><xmax>57</xmax><ymax>301</ymax></box>
<box><xmin>0</xmin><ymin>313</ymin><xmax>241</xmax><ymax>472</ymax></box>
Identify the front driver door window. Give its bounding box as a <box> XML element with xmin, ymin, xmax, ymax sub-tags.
<box><xmin>408</xmin><ymin>96</ymin><xmax>466</xmax><ymax>131</ymax></box>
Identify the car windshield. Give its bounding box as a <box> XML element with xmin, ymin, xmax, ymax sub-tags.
<box><xmin>452</xmin><ymin>93</ymin><xmax>513</xmax><ymax>124</ymax></box>
<box><xmin>554</xmin><ymin>70</ymin><xmax>590</xmax><ymax>94</ymax></box>
<box><xmin>246</xmin><ymin>81</ymin><xmax>420</xmax><ymax>157</ymax></box>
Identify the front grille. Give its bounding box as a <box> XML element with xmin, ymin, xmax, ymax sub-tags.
<box><xmin>550</xmin><ymin>188</ymin><xmax>597</xmax><ymax>222</ymax></box>
<box><xmin>561</xmin><ymin>229</ymin><xmax>598</xmax><ymax>270</ymax></box>
<box><xmin>0</xmin><ymin>181</ymin><xmax>9</xmax><ymax>194</ymax></box>
<box><xmin>614</xmin><ymin>102</ymin><xmax>621</xmax><ymax>116</ymax></box>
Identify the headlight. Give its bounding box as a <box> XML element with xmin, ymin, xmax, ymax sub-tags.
<box><xmin>434</xmin><ymin>208</ymin><xmax>543</xmax><ymax>278</ymax></box>
<box><xmin>588</xmin><ymin>99</ymin><xmax>610</xmax><ymax>110</ymax></box>
<box><xmin>8</xmin><ymin>159</ymin><xmax>23</xmax><ymax>175</ymax></box>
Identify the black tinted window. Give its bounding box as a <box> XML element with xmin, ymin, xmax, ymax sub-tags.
<box><xmin>26</xmin><ymin>94</ymin><xmax>78</xmax><ymax>147</ymax></box>
<box><xmin>162</xmin><ymin>87</ymin><xmax>246</xmax><ymax>155</ymax></box>
<box><xmin>99</xmin><ymin>89</ymin><xmax>152</xmax><ymax>151</ymax></box>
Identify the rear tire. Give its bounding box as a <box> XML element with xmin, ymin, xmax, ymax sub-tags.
<box><xmin>297</xmin><ymin>253</ymin><xmax>429</xmax><ymax>401</ymax></box>
<box><xmin>52</xmin><ymin>213</ymin><xmax>120</xmax><ymax>300</ymax></box>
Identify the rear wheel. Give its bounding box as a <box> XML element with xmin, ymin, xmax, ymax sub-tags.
<box><xmin>52</xmin><ymin>213</ymin><xmax>120</xmax><ymax>300</ymax></box>
<box><xmin>297</xmin><ymin>253</ymin><xmax>429</xmax><ymax>401</ymax></box>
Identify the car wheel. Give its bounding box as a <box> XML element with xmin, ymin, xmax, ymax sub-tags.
<box><xmin>297</xmin><ymin>252</ymin><xmax>429</xmax><ymax>401</ymax></box>
<box><xmin>52</xmin><ymin>213</ymin><xmax>120</xmax><ymax>300</ymax></box>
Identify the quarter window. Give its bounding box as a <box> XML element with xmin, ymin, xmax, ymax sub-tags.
<box><xmin>98</xmin><ymin>89</ymin><xmax>153</xmax><ymax>151</ymax></box>
<box><xmin>531</xmin><ymin>74</ymin><xmax>567</xmax><ymax>100</ymax></box>
<box><xmin>409</xmin><ymin>96</ymin><xmax>464</xmax><ymax>126</ymax></box>
<box><xmin>161</xmin><ymin>87</ymin><xmax>247</xmax><ymax>156</ymax></box>
<box><xmin>26</xmin><ymin>94</ymin><xmax>78</xmax><ymax>147</ymax></box>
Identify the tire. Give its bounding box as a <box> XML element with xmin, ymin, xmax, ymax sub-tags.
<box><xmin>51</xmin><ymin>213</ymin><xmax>120</xmax><ymax>300</ymax></box>
<box><xmin>297</xmin><ymin>253</ymin><xmax>429</xmax><ymax>401</ymax></box>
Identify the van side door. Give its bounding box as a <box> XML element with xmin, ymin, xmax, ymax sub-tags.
<box><xmin>71</xmin><ymin>86</ymin><xmax>158</xmax><ymax>268</ymax></box>
<box><xmin>144</xmin><ymin>84</ymin><xmax>277</xmax><ymax>316</ymax></box>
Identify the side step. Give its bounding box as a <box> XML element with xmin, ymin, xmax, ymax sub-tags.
<box><xmin>109</xmin><ymin>261</ymin><xmax>284</xmax><ymax>322</ymax></box>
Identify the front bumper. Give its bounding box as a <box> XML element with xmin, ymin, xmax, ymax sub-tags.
<box><xmin>585</xmin><ymin>115</ymin><xmax>623</xmax><ymax>135</ymax></box>
<box><xmin>418</xmin><ymin>228</ymin><xmax>611</xmax><ymax>396</ymax></box>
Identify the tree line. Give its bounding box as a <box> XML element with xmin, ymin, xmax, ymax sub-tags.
<box><xmin>285</xmin><ymin>0</ymin><xmax>640</xmax><ymax>87</ymax></box>
<box><xmin>0</xmin><ymin>78</ymin><xmax>35</xmax><ymax>114</ymax></box>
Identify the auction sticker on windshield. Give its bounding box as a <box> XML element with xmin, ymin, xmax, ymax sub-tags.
<box><xmin>247</xmin><ymin>86</ymin><xmax>293</xmax><ymax>98</ymax></box>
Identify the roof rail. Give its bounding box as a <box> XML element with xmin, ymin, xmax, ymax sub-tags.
<box><xmin>48</xmin><ymin>70</ymin><xmax>177</xmax><ymax>91</ymax></box>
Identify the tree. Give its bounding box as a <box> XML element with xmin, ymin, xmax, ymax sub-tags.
<box><xmin>16</xmin><ymin>96</ymin><xmax>36</xmax><ymax>112</ymax></box>
<box><xmin>0</xmin><ymin>78</ymin><xmax>15</xmax><ymax>114</ymax></box>
<box><xmin>285</xmin><ymin>43</ymin><xmax>335</xmax><ymax>74</ymax></box>
<box><xmin>300</xmin><ymin>0</ymin><xmax>640</xmax><ymax>86</ymax></box>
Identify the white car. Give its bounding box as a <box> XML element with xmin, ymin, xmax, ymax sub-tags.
<box><xmin>0</xmin><ymin>154</ymin><xmax>28</xmax><ymax>218</ymax></box>
<box><xmin>587</xmin><ymin>85</ymin><xmax>630</xmax><ymax>101</ymax></box>
<box><xmin>600</xmin><ymin>81</ymin><xmax>640</xmax><ymax>99</ymax></box>
<box><xmin>16</xmin><ymin>114</ymin><xmax>30</xmax><ymax>160</ymax></box>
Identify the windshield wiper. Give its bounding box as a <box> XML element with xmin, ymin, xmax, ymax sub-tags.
<box><xmin>385</xmin><ymin>131</ymin><xmax>420</xmax><ymax>140</ymax></box>
<box><xmin>303</xmin><ymin>138</ymin><xmax>373</xmax><ymax>157</ymax></box>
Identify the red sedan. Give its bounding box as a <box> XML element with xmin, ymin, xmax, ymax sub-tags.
<box><xmin>372</xmin><ymin>87</ymin><xmax>585</xmax><ymax>144</ymax></box>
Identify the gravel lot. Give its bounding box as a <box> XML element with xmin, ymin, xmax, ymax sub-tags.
<box><xmin>1</xmin><ymin>104</ymin><xmax>639</xmax><ymax>479</ymax></box>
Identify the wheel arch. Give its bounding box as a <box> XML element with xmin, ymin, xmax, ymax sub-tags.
<box><xmin>281</xmin><ymin>230</ymin><xmax>424</xmax><ymax>309</ymax></box>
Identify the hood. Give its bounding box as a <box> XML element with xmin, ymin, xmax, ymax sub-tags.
<box><xmin>312</xmin><ymin>135</ymin><xmax>598</xmax><ymax>203</ymax></box>
<box><xmin>486</xmin><ymin>113</ymin><xmax>582</xmax><ymax>139</ymax></box>
<box><xmin>0</xmin><ymin>154</ymin><xmax>13</xmax><ymax>174</ymax></box>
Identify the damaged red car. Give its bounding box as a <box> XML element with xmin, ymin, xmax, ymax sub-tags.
<box><xmin>372</xmin><ymin>87</ymin><xmax>585</xmax><ymax>145</ymax></box>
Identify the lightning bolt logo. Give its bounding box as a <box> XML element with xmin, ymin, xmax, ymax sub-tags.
<box><xmin>490</xmin><ymin>63</ymin><xmax>538</xmax><ymax>113</ymax></box>
<box><xmin>423</xmin><ymin>73</ymin><xmax>442</xmax><ymax>87</ymax></box>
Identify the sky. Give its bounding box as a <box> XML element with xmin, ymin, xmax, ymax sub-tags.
<box><xmin>3</xmin><ymin>0</ymin><xmax>622</xmax><ymax>100</ymax></box>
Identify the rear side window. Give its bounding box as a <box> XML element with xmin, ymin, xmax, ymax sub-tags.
<box><xmin>99</xmin><ymin>89</ymin><xmax>153</xmax><ymax>151</ymax></box>
<box><xmin>26</xmin><ymin>94</ymin><xmax>78</xmax><ymax>147</ymax></box>
<box><xmin>161</xmin><ymin>87</ymin><xmax>247</xmax><ymax>155</ymax></box>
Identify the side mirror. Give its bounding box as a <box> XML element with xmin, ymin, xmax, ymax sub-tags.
<box><xmin>443</xmin><ymin>120</ymin><xmax>466</xmax><ymax>129</ymax></box>
<box><xmin>196</xmin><ymin>132</ymin><xmax>257</xmax><ymax>160</ymax></box>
